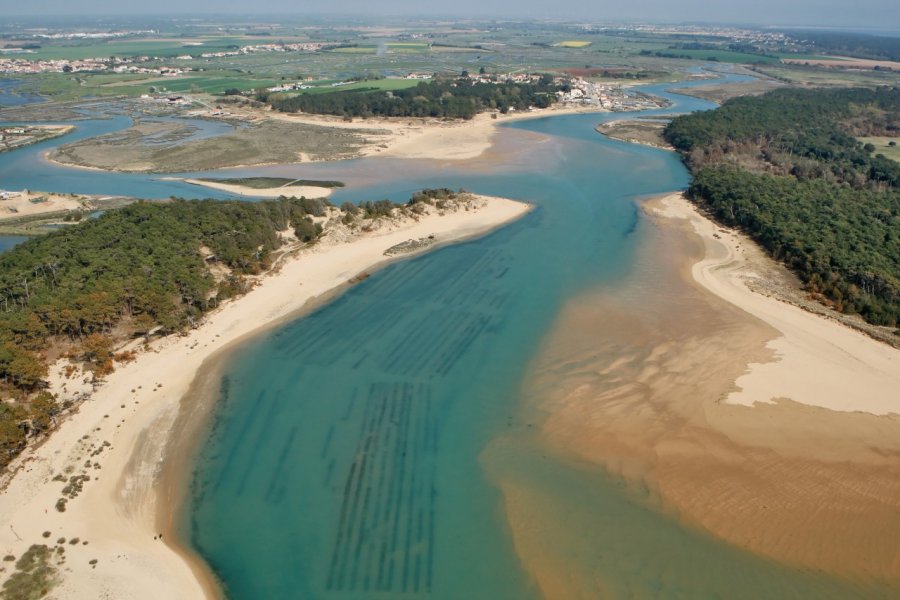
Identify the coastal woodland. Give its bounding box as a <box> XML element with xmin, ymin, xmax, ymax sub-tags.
<box><xmin>0</xmin><ymin>191</ymin><xmax>458</xmax><ymax>468</ymax></box>
<box><xmin>665</xmin><ymin>86</ymin><xmax>900</xmax><ymax>328</ymax></box>
<box><xmin>266</xmin><ymin>77</ymin><xmax>561</xmax><ymax>119</ymax></box>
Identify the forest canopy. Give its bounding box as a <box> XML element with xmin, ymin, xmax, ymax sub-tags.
<box><xmin>267</xmin><ymin>77</ymin><xmax>560</xmax><ymax>119</ymax></box>
<box><xmin>0</xmin><ymin>190</ymin><xmax>470</xmax><ymax>469</ymax></box>
<box><xmin>664</xmin><ymin>86</ymin><xmax>900</xmax><ymax>328</ymax></box>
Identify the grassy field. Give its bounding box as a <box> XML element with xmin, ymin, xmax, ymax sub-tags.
<box><xmin>15</xmin><ymin>39</ymin><xmax>243</xmax><ymax>61</ymax></box>
<box><xmin>147</xmin><ymin>75</ymin><xmax>279</xmax><ymax>94</ymax></box>
<box><xmin>556</xmin><ymin>41</ymin><xmax>592</xmax><ymax>48</ymax></box>
<box><xmin>14</xmin><ymin>24</ymin><xmax>838</xmax><ymax>106</ymax></box>
<box><xmin>776</xmin><ymin>53</ymin><xmax>848</xmax><ymax>61</ymax></box>
<box><xmin>386</xmin><ymin>42</ymin><xmax>431</xmax><ymax>51</ymax></box>
<box><xmin>15</xmin><ymin>71</ymin><xmax>279</xmax><ymax>100</ymax></box>
<box><xmin>298</xmin><ymin>78</ymin><xmax>422</xmax><ymax>95</ymax></box>
<box><xmin>657</xmin><ymin>49</ymin><xmax>781</xmax><ymax>64</ymax></box>
<box><xmin>328</xmin><ymin>46</ymin><xmax>378</xmax><ymax>54</ymax></box>
<box><xmin>326</xmin><ymin>43</ymin><xmax>432</xmax><ymax>55</ymax></box>
<box><xmin>859</xmin><ymin>137</ymin><xmax>900</xmax><ymax>163</ymax></box>
<box><xmin>5</xmin><ymin>24</ymin><xmax>720</xmax><ymax>102</ymax></box>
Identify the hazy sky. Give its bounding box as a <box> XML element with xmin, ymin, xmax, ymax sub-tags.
<box><xmin>2</xmin><ymin>0</ymin><xmax>899</xmax><ymax>29</ymax></box>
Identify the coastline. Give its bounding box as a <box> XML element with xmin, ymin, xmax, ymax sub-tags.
<box><xmin>594</xmin><ymin>120</ymin><xmax>674</xmax><ymax>151</ymax></box>
<box><xmin>498</xmin><ymin>190</ymin><xmax>900</xmax><ymax>596</ymax></box>
<box><xmin>0</xmin><ymin>195</ymin><xmax>531</xmax><ymax>599</ymax></box>
<box><xmin>652</xmin><ymin>193</ymin><xmax>900</xmax><ymax>414</ymax></box>
<box><xmin>47</xmin><ymin>102</ymin><xmax>620</xmax><ymax>175</ymax></box>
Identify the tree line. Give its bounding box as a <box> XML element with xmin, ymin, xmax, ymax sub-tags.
<box><xmin>266</xmin><ymin>77</ymin><xmax>560</xmax><ymax>120</ymax></box>
<box><xmin>0</xmin><ymin>197</ymin><xmax>328</xmax><ymax>467</ymax></box>
<box><xmin>664</xmin><ymin>86</ymin><xmax>900</xmax><ymax>328</ymax></box>
<box><xmin>0</xmin><ymin>191</ymin><xmax>464</xmax><ymax>469</ymax></box>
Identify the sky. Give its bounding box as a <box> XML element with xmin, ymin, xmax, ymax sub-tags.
<box><xmin>2</xmin><ymin>0</ymin><xmax>899</xmax><ymax>30</ymax></box>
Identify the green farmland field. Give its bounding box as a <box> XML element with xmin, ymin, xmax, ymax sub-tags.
<box><xmin>297</xmin><ymin>78</ymin><xmax>422</xmax><ymax>94</ymax></box>
<box><xmin>657</xmin><ymin>49</ymin><xmax>781</xmax><ymax>64</ymax></box>
<box><xmin>16</xmin><ymin>71</ymin><xmax>278</xmax><ymax>100</ymax></box>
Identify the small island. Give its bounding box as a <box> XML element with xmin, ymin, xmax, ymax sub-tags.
<box><xmin>596</xmin><ymin>118</ymin><xmax>672</xmax><ymax>149</ymax></box>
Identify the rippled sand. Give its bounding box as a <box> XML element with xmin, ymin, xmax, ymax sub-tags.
<box><xmin>488</xmin><ymin>196</ymin><xmax>900</xmax><ymax>598</ymax></box>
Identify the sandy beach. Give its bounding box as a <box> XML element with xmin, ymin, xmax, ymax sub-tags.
<box><xmin>499</xmin><ymin>192</ymin><xmax>900</xmax><ymax>597</ymax></box>
<box><xmin>655</xmin><ymin>193</ymin><xmax>900</xmax><ymax>415</ymax></box>
<box><xmin>182</xmin><ymin>178</ymin><xmax>335</xmax><ymax>199</ymax></box>
<box><xmin>215</xmin><ymin>102</ymin><xmax>616</xmax><ymax>163</ymax></box>
<box><xmin>0</xmin><ymin>195</ymin><xmax>529</xmax><ymax>599</ymax></box>
<box><xmin>0</xmin><ymin>190</ymin><xmax>89</xmax><ymax>221</ymax></box>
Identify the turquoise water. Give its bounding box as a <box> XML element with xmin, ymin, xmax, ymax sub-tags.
<box><xmin>2</xmin><ymin>71</ymin><xmax>875</xmax><ymax>596</ymax></box>
<box><xmin>181</xmin><ymin>75</ymin><xmax>884</xmax><ymax>599</ymax></box>
<box><xmin>185</xmin><ymin>116</ymin><xmax>679</xmax><ymax>599</ymax></box>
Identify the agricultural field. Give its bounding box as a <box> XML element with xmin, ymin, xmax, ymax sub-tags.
<box><xmin>18</xmin><ymin>20</ymin><xmax>882</xmax><ymax>106</ymax></box>
<box><xmin>297</xmin><ymin>78</ymin><xmax>422</xmax><ymax>95</ymax></box>
<box><xmin>775</xmin><ymin>53</ymin><xmax>850</xmax><ymax>61</ymax></box>
<box><xmin>555</xmin><ymin>41</ymin><xmax>592</xmax><ymax>48</ymax></box>
<box><xmin>7</xmin><ymin>38</ymin><xmax>246</xmax><ymax>61</ymax></box>
<box><xmin>386</xmin><ymin>42</ymin><xmax>432</xmax><ymax>52</ymax></box>
<box><xmin>328</xmin><ymin>46</ymin><xmax>378</xmax><ymax>54</ymax></box>
<box><xmin>13</xmin><ymin>71</ymin><xmax>279</xmax><ymax>100</ymax></box>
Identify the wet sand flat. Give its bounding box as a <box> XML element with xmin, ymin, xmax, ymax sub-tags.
<box><xmin>492</xmin><ymin>193</ymin><xmax>900</xmax><ymax>597</ymax></box>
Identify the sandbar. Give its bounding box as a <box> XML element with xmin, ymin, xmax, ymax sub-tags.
<box><xmin>182</xmin><ymin>178</ymin><xmax>334</xmax><ymax>199</ymax></box>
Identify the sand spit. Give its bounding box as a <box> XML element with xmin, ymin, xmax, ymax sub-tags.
<box><xmin>213</xmin><ymin>103</ymin><xmax>617</xmax><ymax>164</ymax></box>
<box><xmin>182</xmin><ymin>178</ymin><xmax>335</xmax><ymax>199</ymax></box>
<box><xmin>501</xmin><ymin>192</ymin><xmax>900</xmax><ymax>596</ymax></box>
<box><xmin>655</xmin><ymin>193</ymin><xmax>900</xmax><ymax>415</ymax></box>
<box><xmin>0</xmin><ymin>196</ymin><xmax>529</xmax><ymax>600</ymax></box>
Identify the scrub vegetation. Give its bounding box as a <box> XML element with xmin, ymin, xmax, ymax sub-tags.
<box><xmin>50</xmin><ymin>120</ymin><xmax>381</xmax><ymax>172</ymax></box>
<box><xmin>0</xmin><ymin>544</ymin><xmax>58</xmax><ymax>600</ymax></box>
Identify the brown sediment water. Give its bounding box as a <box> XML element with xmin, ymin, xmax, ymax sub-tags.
<box><xmin>484</xmin><ymin>195</ymin><xmax>900</xmax><ymax>598</ymax></box>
